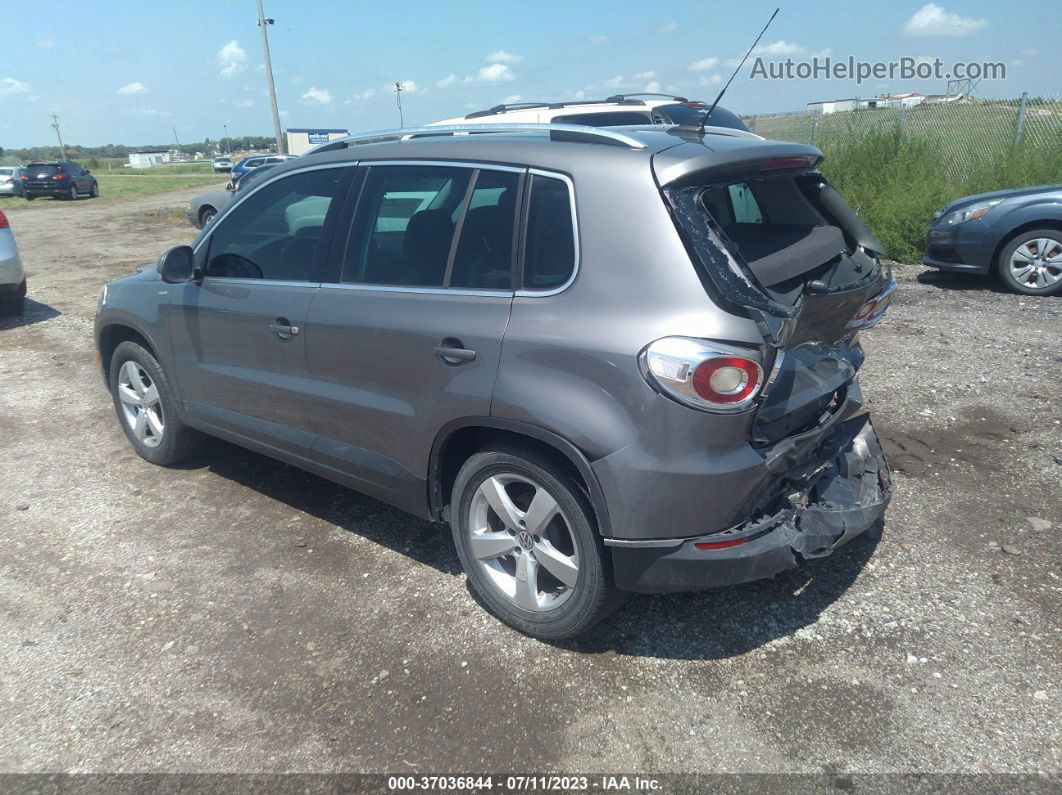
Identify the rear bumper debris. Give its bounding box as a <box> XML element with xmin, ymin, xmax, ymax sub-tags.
<box><xmin>610</xmin><ymin>414</ymin><xmax>891</xmax><ymax>593</ymax></box>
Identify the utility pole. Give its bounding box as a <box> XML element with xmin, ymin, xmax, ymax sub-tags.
<box><xmin>257</xmin><ymin>0</ymin><xmax>285</xmax><ymax>154</ymax></box>
<box><xmin>172</xmin><ymin>126</ymin><xmax>181</xmax><ymax>149</ymax></box>
<box><xmin>392</xmin><ymin>81</ymin><xmax>405</xmax><ymax>127</ymax></box>
<box><xmin>50</xmin><ymin>113</ymin><xmax>66</xmax><ymax>160</ymax></box>
<box><xmin>223</xmin><ymin>123</ymin><xmax>230</xmax><ymax>155</ymax></box>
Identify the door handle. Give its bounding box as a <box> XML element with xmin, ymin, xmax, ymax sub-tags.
<box><xmin>269</xmin><ymin>317</ymin><xmax>300</xmax><ymax>340</ymax></box>
<box><xmin>434</xmin><ymin>340</ymin><xmax>476</xmax><ymax>365</ymax></box>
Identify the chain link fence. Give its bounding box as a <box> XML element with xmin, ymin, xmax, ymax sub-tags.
<box><xmin>743</xmin><ymin>93</ymin><xmax>1062</xmax><ymax>179</ymax></box>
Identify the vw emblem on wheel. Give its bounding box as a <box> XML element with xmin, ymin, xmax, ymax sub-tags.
<box><xmin>517</xmin><ymin>530</ymin><xmax>534</xmax><ymax>550</ymax></box>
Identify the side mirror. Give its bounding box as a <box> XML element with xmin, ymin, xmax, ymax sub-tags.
<box><xmin>225</xmin><ymin>181</ymin><xmax>235</xmax><ymax>192</ymax></box>
<box><xmin>84</xmin><ymin>169</ymin><xmax>91</xmax><ymax>175</ymax></box>
<box><xmin>158</xmin><ymin>245</ymin><xmax>196</xmax><ymax>284</ymax></box>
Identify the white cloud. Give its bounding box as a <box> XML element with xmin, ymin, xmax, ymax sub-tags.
<box><xmin>632</xmin><ymin>70</ymin><xmax>656</xmax><ymax>80</ymax></box>
<box><xmin>571</xmin><ymin>89</ymin><xmax>586</xmax><ymax>100</ymax></box>
<box><xmin>0</xmin><ymin>77</ymin><xmax>30</xmax><ymax>95</ymax></box>
<box><xmin>391</xmin><ymin>80</ymin><xmax>420</xmax><ymax>94</ymax></box>
<box><xmin>755</xmin><ymin>40</ymin><xmax>809</xmax><ymax>57</ymax></box>
<box><xmin>644</xmin><ymin>80</ymin><xmax>661</xmax><ymax>93</ymax></box>
<box><xmin>217</xmin><ymin>40</ymin><xmax>248</xmax><ymax>78</ymax></box>
<box><xmin>485</xmin><ymin>49</ymin><xmax>522</xmax><ymax>64</ymax></box>
<box><xmin>688</xmin><ymin>56</ymin><xmax>719</xmax><ymax>72</ymax></box>
<box><xmin>589</xmin><ymin>35</ymin><xmax>608</xmax><ymax>44</ymax></box>
<box><xmin>659</xmin><ymin>21</ymin><xmax>678</xmax><ymax>34</ymax></box>
<box><xmin>465</xmin><ymin>62</ymin><xmax>515</xmax><ymax>83</ymax></box>
<box><xmin>237</xmin><ymin>99</ymin><xmax>254</xmax><ymax>109</ymax></box>
<box><xmin>603</xmin><ymin>74</ymin><xmax>626</xmax><ymax>87</ymax></box>
<box><xmin>349</xmin><ymin>88</ymin><xmax>377</xmax><ymax>101</ymax></box>
<box><xmin>699</xmin><ymin>74</ymin><xmax>723</xmax><ymax>86</ymax></box>
<box><xmin>37</xmin><ymin>38</ymin><xmax>55</xmax><ymax>49</ymax></box>
<box><xmin>436</xmin><ymin>74</ymin><xmax>459</xmax><ymax>88</ymax></box>
<box><xmin>130</xmin><ymin>107</ymin><xmax>172</xmax><ymax>117</ymax></box>
<box><xmin>1022</xmin><ymin>48</ymin><xmax>1039</xmax><ymax>58</ymax></box>
<box><xmin>301</xmin><ymin>86</ymin><xmax>333</xmax><ymax>104</ymax></box>
<box><xmin>500</xmin><ymin>94</ymin><xmax>523</xmax><ymax>104</ymax></box>
<box><xmin>903</xmin><ymin>4</ymin><xmax>987</xmax><ymax>37</ymax></box>
<box><xmin>117</xmin><ymin>81</ymin><xmax>149</xmax><ymax>96</ymax></box>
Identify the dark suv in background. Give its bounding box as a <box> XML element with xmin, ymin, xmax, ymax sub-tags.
<box><xmin>95</xmin><ymin>122</ymin><xmax>894</xmax><ymax>638</ymax></box>
<box><xmin>21</xmin><ymin>161</ymin><xmax>99</xmax><ymax>201</ymax></box>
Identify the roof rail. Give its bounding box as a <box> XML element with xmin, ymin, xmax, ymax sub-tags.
<box><xmin>606</xmin><ymin>92</ymin><xmax>689</xmax><ymax>103</ymax></box>
<box><xmin>306</xmin><ymin>123</ymin><xmax>649</xmax><ymax>154</ymax></box>
<box><xmin>464</xmin><ymin>98</ymin><xmax>647</xmax><ymax>119</ymax></box>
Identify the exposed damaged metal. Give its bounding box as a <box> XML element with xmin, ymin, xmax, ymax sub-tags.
<box><xmin>611</xmin><ymin>415</ymin><xmax>891</xmax><ymax>593</ymax></box>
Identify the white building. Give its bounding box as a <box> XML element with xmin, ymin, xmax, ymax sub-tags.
<box><xmin>127</xmin><ymin>152</ymin><xmax>170</xmax><ymax>168</ymax></box>
<box><xmin>882</xmin><ymin>92</ymin><xmax>926</xmax><ymax>109</ymax></box>
<box><xmin>285</xmin><ymin>128</ymin><xmax>349</xmax><ymax>156</ymax></box>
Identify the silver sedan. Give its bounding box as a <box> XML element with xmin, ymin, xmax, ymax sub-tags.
<box><xmin>0</xmin><ymin>209</ymin><xmax>26</xmax><ymax>316</ymax></box>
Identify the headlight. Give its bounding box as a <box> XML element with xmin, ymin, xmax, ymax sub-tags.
<box><xmin>939</xmin><ymin>199</ymin><xmax>1002</xmax><ymax>226</ymax></box>
<box><xmin>97</xmin><ymin>285</ymin><xmax>108</xmax><ymax>313</ymax></box>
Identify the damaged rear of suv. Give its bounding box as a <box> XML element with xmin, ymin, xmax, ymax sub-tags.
<box><xmin>599</xmin><ymin>131</ymin><xmax>895</xmax><ymax>597</ymax></box>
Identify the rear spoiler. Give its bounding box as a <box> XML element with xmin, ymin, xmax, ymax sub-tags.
<box><xmin>653</xmin><ymin>142</ymin><xmax>824</xmax><ymax>188</ymax></box>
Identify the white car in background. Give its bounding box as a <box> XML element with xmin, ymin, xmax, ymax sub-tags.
<box><xmin>428</xmin><ymin>93</ymin><xmax>752</xmax><ymax>131</ymax></box>
<box><xmin>0</xmin><ymin>167</ymin><xmax>23</xmax><ymax>197</ymax></box>
<box><xmin>0</xmin><ymin>209</ymin><xmax>26</xmax><ymax>316</ymax></box>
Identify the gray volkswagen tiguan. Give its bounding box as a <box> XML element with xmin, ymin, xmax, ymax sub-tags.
<box><xmin>95</xmin><ymin>123</ymin><xmax>895</xmax><ymax>638</ymax></box>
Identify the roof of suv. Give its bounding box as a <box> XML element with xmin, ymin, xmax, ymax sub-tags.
<box><xmin>279</xmin><ymin>125</ymin><xmax>820</xmax><ymax>191</ymax></box>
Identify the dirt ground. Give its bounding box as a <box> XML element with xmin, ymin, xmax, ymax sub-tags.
<box><xmin>0</xmin><ymin>188</ymin><xmax>1059</xmax><ymax>775</ymax></box>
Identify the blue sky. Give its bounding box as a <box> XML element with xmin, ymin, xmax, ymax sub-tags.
<box><xmin>1</xmin><ymin>0</ymin><xmax>1055</xmax><ymax>148</ymax></box>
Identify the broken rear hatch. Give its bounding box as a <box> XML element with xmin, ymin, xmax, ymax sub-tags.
<box><xmin>652</xmin><ymin>131</ymin><xmax>895</xmax><ymax>450</ymax></box>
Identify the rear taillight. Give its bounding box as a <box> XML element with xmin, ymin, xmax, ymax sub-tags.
<box><xmin>0</xmin><ymin>211</ymin><xmax>9</xmax><ymax>229</ymax></box>
<box><xmin>53</xmin><ymin>173</ymin><xmax>67</xmax><ymax>180</ymax></box>
<box><xmin>641</xmin><ymin>337</ymin><xmax>764</xmax><ymax>413</ymax></box>
<box><xmin>20</xmin><ymin>174</ymin><xmax>28</xmax><ymax>181</ymax></box>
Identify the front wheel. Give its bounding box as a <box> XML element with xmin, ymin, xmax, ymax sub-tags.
<box><xmin>997</xmin><ymin>229</ymin><xmax>1062</xmax><ymax>296</ymax></box>
<box><xmin>89</xmin><ymin>181</ymin><xmax>99</xmax><ymax>198</ymax></box>
<box><xmin>24</xmin><ymin>193</ymin><xmax>35</xmax><ymax>201</ymax></box>
<box><xmin>450</xmin><ymin>447</ymin><xmax>623</xmax><ymax>639</ymax></box>
<box><xmin>199</xmin><ymin>206</ymin><xmax>217</xmax><ymax>227</ymax></box>
<box><xmin>109</xmin><ymin>341</ymin><xmax>201</xmax><ymax>465</ymax></box>
<box><xmin>0</xmin><ymin>280</ymin><xmax>26</xmax><ymax>317</ymax></box>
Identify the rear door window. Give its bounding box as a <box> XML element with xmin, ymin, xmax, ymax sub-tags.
<box><xmin>522</xmin><ymin>174</ymin><xmax>576</xmax><ymax>291</ymax></box>
<box><xmin>728</xmin><ymin>183</ymin><xmax>764</xmax><ymax>224</ymax></box>
<box><xmin>342</xmin><ymin>165</ymin><xmax>473</xmax><ymax>287</ymax></box>
<box><xmin>449</xmin><ymin>169</ymin><xmax>521</xmax><ymax>289</ymax></box>
<box><xmin>205</xmin><ymin>167</ymin><xmax>348</xmax><ymax>281</ymax></box>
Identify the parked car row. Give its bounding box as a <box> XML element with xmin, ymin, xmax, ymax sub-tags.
<box><xmin>0</xmin><ymin>161</ymin><xmax>100</xmax><ymax>202</ymax></box>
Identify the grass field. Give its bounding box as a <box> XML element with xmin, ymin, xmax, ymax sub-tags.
<box><xmin>2</xmin><ymin>173</ymin><xmax>225</xmax><ymax>210</ymax></box>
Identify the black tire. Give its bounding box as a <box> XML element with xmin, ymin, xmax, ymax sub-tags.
<box><xmin>199</xmin><ymin>206</ymin><xmax>217</xmax><ymax>227</ymax></box>
<box><xmin>450</xmin><ymin>445</ymin><xmax>623</xmax><ymax>639</ymax></box>
<box><xmin>89</xmin><ymin>181</ymin><xmax>99</xmax><ymax>198</ymax></box>
<box><xmin>24</xmin><ymin>193</ymin><xmax>35</xmax><ymax>201</ymax></box>
<box><xmin>997</xmin><ymin>229</ymin><xmax>1062</xmax><ymax>296</ymax></box>
<box><xmin>108</xmin><ymin>340</ymin><xmax>202</xmax><ymax>466</ymax></box>
<box><xmin>66</xmin><ymin>184</ymin><xmax>78</xmax><ymax>201</ymax></box>
<box><xmin>0</xmin><ymin>280</ymin><xmax>26</xmax><ymax>317</ymax></box>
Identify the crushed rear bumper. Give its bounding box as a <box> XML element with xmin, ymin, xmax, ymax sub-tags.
<box><xmin>610</xmin><ymin>414</ymin><xmax>891</xmax><ymax>593</ymax></box>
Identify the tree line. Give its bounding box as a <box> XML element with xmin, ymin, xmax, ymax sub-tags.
<box><xmin>0</xmin><ymin>136</ymin><xmax>277</xmax><ymax>164</ymax></box>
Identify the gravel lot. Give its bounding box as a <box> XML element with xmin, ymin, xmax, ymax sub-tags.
<box><xmin>0</xmin><ymin>189</ymin><xmax>1058</xmax><ymax>775</ymax></box>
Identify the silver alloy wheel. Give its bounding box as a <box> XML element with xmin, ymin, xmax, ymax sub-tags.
<box><xmin>467</xmin><ymin>473</ymin><xmax>580</xmax><ymax>611</ymax></box>
<box><xmin>1010</xmin><ymin>237</ymin><xmax>1062</xmax><ymax>289</ymax></box>
<box><xmin>117</xmin><ymin>360</ymin><xmax>165</xmax><ymax>448</ymax></box>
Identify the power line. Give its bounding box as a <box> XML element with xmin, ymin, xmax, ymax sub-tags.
<box><xmin>392</xmin><ymin>81</ymin><xmax>405</xmax><ymax>128</ymax></box>
<box><xmin>257</xmin><ymin>0</ymin><xmax>285</xmax><ymax>154</ymax></box>
<box><xmin>50</xmin><ymin>113</ymin><xmax>66</xmax><ymax>160</ymax></box>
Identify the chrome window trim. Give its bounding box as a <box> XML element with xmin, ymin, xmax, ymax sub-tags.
<box><xmin>192</xmin><ymin>161</ymin><xmax>358</xmax><ymax>258</ymax></box>
<box><xmin>514</xmin><ymin>169</ymin><xmax>579</xmax><ymax>298</ymax></box>
<box><xmin>198</xmin><ymin>277</ymin><xmax>323</xmax><ymax>289</ymax></box>
<box><xmin>318</xmin><ymin>283</ymin><xmax>512</xmax><ymax>298</ymax></box>
<box><xmin>355</xmin><ymin>159</ymin><xmax>525</xmax><ymax>173</ymax></box>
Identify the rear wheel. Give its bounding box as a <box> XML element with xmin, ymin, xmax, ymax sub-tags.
<box><xmin>450</xmin><ymin>446</ymin><xmax>623</xmax><ymax>639</ymax></box>
<box><xmin>24</xmin><ymin>193</ymin><xmax>35</xmax><ymax>201</ymax></box>
<box><xmin>108</xmin><ymin>341</ymin><xmax>202</xmax><ymax>465</ymax></box>
<box><xmin>199</xmin><ymin>206</ymin><xmax>217</xmax><ymax>227</ymax></box>
<box><xmin>997</xmin><ymin>229</ymin><xmax>1062</xmax><ymax>296</ymax></box>
<box><xmin>66</xmin><ymin>184</ymin><xmax>78</xmax><ymax>201</ymax></box>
